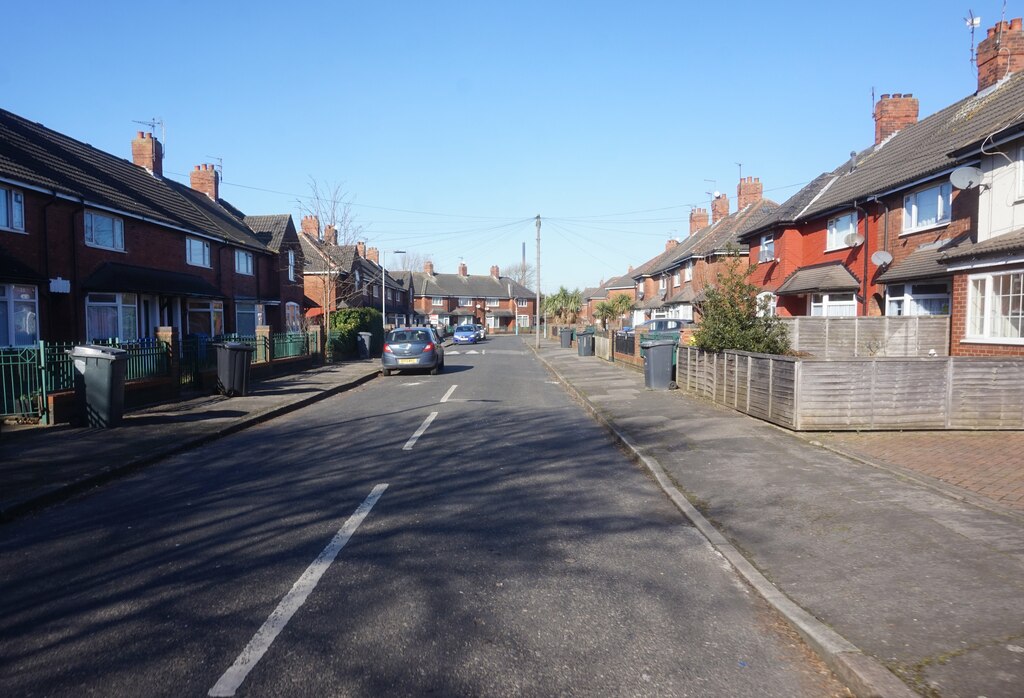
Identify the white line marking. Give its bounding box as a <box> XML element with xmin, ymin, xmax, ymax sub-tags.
<box><xmin>403</xmin><ymin>412</ymin><xmax>438</xmax><ymax>450</ymax></box>
<box><xmin>440</xmin><ymin>385</ymin><xmax>458</xmax><ymax>403</ymax></box>
<box><xmin>448</xmin><ymin>350</ymin><xmax>460</xmax><ymax>355</ymax></box>
<box><xmin>208</xmin><ymin>484</ymin><xmax>388</xmax><ymax>697</ymax></box>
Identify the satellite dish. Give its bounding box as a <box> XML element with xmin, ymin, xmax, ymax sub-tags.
<box><xmin>713</xmin><ymin>191</ymin><xmax>721</xmax><ymax>199</ymax></box>
<box><xmin>950</xmin><ymin>166</ymin><xmax>984</xmax><ymax>190</ymax></box>
<box><xmin>844</xmin><ymin>233</ymin><xmax>865</xmax><ymax>247</ymax></box>
<box><xmin>871</xmin><ymin>250</ymin><xmax>894</xmax><ymax>266</ymax></box>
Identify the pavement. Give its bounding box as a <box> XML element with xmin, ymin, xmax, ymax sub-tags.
<box><xmin>2</xmin><ymin>340</ymin><xmax>1022</xmax><ymax>697</ymax></box>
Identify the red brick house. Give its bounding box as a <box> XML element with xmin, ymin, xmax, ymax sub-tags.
<box><xmin>408</xmin><ymin>262</ymin><xmax>535</xmax><ymax>333</ymax></box>
<box><xmin>0</xmin><ymin>109</ymin><xmax>304</xmax><ymax>347</ymax></box>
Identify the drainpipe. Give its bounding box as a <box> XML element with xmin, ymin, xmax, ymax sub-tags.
<box><xmin>41</xmin><ymin>192</ymin><xmax>58</xmax><ymax>339</ymax></box>
<box><xmin>851</xmin><ymin>200</ymin><xmax>871</xmax><ymax>316</ymax></box>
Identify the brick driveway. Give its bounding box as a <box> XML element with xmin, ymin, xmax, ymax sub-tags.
<box><xmin>818</xmin><ymin>431</ymin><xmax>1024</xmax><ymax>512</ymax></box>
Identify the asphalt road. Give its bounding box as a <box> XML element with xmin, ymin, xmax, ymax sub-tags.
<box><xmin>0</xmin><ymin>335</ymin><xmax>846</xmax><ymax>696</ymax></box>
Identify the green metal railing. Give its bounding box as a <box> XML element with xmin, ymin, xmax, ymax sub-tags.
<box><xmin>273</xmin><ymin>332</ymin><xmax>309</xmax><ymax>359</ymax></box>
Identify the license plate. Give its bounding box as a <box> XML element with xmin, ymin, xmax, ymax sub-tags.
<box><xmin>398</xmin><ymin>358</ymin><xmax>418</xmax><ymax>365</ymax></box>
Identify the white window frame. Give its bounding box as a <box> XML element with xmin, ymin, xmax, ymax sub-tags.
<box><xmin>486</xmin><ymin>298</ymin><xmax>500</xmax><ymax>307</ymax></box>
<box><xmin>966</xmin><ymin>269</ymin><xmax>1024</xmax><ymax>343</ymax></box>
<box><xmin>186</xmin><ymin>237</ymin><xmax>211</xmax><ymax>268</ymax></box>
<box><xmin>826</xmin><ymin>212</ymin><xmax>858</xmax><ymax>251</ymax></box>
<box><xmin>85</xmin><ymin>210</ymin><xmax>125</xmax><ymax>251</ymax></box>
<box><xmin>285</xmin><ymin>301</ymin><xmax>301</xmax><ymax>332</ymax></box>
<box><xmin>288</xmin><ymin>249</ymin><xmax>296</xmax><ymax>282</ymax></box>
<box><xmin>658</xmin><ymin>275</ymin><xmax>667</xmax><ymax>291</ymax></box>
<box><xmin>755</xmin><ymin>291</ymin><xmax>778</xmax><ymax>317</ymax></box>
<box><xmin>885</xmin><ymin>281</ymin><xmax>951</xmax><ymax>316</ymax></box>
<box><xmin>903</xmin><ymin>182</ymin><xmax>952</xmax><ymax>234</ymax></box>
<box><xmin>810</xmin><ymin>292</ymin><xmax>856</xmax><ymax>317</ymax></box>
<box><xmin>517</xmin><ymin>298</ymin><xmax>529</xmax><ymax>307</ymax></box>
<box><xmin>431</xmin><ymin>296</ymin><xmax>444</xmax><ymax>306</ymax></box>
<box><xmin>678</xmin><ymin>304</ymin><xmax>694</xmax><ymax>322</ymax></box>
<box><xmin>85</xmin><ymin>292</ymin><xmax>138</xmax><ymax>341</ymax></box>
<box><xmin>759</xmin><ymin>233</ymin><xmax>775</xmax><ymax>262</ymax></box>
<box><xmin>0</xmin><ymin>186</ymin><xmax>26</xmax><ymax>233</ymax></box>
<box><xmin>683</xmin><ymin>261</ymin><xmax>693</xmax><ymax>282</ymax></box>
<box><xmin>0</xmin><ymin>283</ymin><xmax>38</xmax><ymax>347</ymax></box>
<box><xmin>1017</xmin><ymin>146</ymin><xmax>1024</xmax><ymax>200</ymax></box>
<box><xmin>458</xmin><ymin>297</ymin><xmax>472</xmax><ymax>307</ymax></box>
<box><xmin>235</xmin><ymin>250</ymin><xmax>254</xmax><ymax>275</ymax></box>
<box><xmin>517</xmin><ymin>314</ymin><xmax>530</xmax><ymax>327</ymax></box>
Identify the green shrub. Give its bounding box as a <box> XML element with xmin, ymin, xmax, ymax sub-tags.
<box><xmin>329</xmin><ymin>307</ymin><xmax>383</xmax><ymax>358</ymax></box>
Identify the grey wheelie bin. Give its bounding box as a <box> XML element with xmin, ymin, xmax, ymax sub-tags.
<box><xmin>577</xmin><ymin>332</ymin><xmax>595</xmax><ymax>356</ymax></box>
<box><xmin>214</xmin><ymin>342</ymin><xmax>255</xmax><ymax>397</ymax></box>
<box><xmin>559</xmin><ymin>328</ymin><xmax>573</xmax><ymax>348</ymax></box>
<box><xmin>357</xmin><ymin>332</ymin><xmax>373</xmax><ymax>359</ymax></box>
<box><xmin>640</xmin><ymin>339</ymin><xmax>677</xmax><ymax>390</ymax></box>
<box><xmin>69</xmin><ymin>344</ymin><xmax>129</xmax><ymax>427</ymax></box>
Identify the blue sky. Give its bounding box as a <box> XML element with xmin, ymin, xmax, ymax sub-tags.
<box><xmin>2</xmin><ymin>1</ymin><xmax>1005</xmax><ymax>291</ymax></box>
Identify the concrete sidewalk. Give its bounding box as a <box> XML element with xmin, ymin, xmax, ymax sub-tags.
<box><xmin>535</xmin><ymin>339</ymin><xmax>1024</xmax><ymax>698</ymax></box>
<box><xmin>0</xmin><ymin>360</ymin><xmax>380</xmax><ymax>521</ymax></box>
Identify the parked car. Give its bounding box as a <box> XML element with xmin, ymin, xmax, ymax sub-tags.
<box><xmin>382</xmin><ymin>327</ymin><xmax>444</xmax><ymax>376</ymax></box>
<box><xmin>474</xmin><ymin>323</ymin><xmax>487</xmax><ymax>340</ymax></box>
<box><xmin>630</xmin><ymin>319</ymin><xmax>690</xmax><ymax>334</ymax></box>
<box><xmin>452</xmin><ymin>325</ymin><xmax>478</xmax><ymax>344</ymax></box>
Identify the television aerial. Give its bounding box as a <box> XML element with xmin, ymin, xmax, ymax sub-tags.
<box><xmin>871</xmin><ymin>250</ymin><xmax>893</xmax><ymax>267</ymax></box>
<box><xmin>949</xmin><ymin>165</ymin><xmax>985</xmax><ymax>190</ymax></box>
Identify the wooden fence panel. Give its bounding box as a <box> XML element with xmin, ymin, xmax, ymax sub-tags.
<box><xmin>781</xmin><ymin>316</ymin><xmax>950</xmax><ymax>358</ymax></box>
<box><xmin>948</xmin><ymin>359</ymin><xmax>1024</xmax><ymax>429</ymax></box>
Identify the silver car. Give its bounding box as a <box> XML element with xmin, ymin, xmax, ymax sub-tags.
<box><xmin>382</xmin><ymin>327</ymin><xmax>445</xmax><ymax>376</ymax></box>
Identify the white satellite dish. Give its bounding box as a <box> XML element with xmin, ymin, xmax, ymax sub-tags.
<box><xmin>950</xmin><ymin>166</ymin><xmax>984</xmax><ymax>190</ymax></box>
<box><xmin>871</xmin><ymin>250</ymin><xmax>893</xmax><ymax>266</ymax></box>
<box><xmin>713</xmin><ymin>191</ymin><xmax>721</xmax><ymax>199</ymax></box>
<box><xmin>844</xmin><ymin>233</ymin><xmax>865</xmax><ymax>247</ymax></box>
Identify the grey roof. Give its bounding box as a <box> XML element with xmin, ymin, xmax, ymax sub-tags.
<box><xmin>796</xmin><ymin>72</ymin><xmax>1024</xmax><ymax>222</ymax></box>
<box><xmin>877</xmin><ymin>235</ymin><xmax>967</xmax><ymax>282</ymax></box>
<box><xmin>940</xmin><ymin>227</ymin><xmax>1024</xmax><ymax>262</ymax></box>
<box><xmin>410</xmin><ymin>272</ymin><xmax>534</xmax><ymax>299</ymax></box>
<box><xmin>738</xmin><ymin>173</ymin><xmax>836</xmax><ymax>240</ymax></box>
<box><xmin>0</xmin><ymin>108</ymin><xmax>268</xmax><ymax>251</ymax></box>
<box><xmin>299</xmin><ymin>236</ymin><xmax>356</xmax><ymax>275</ymax></box>
<box><xmin>775</xmin><ymin>262</ymin><xmax>861</xmax><ymax>295</ymax></box>
<box><xmin>244</xmin><ymin>214</ymin><xmax>294</xmax><ymax>252</ymax></box>
<box><xmin>602</xmin><ymin>274</ymin><xmax>635</xmax><ymax>290</ymax></box>
<box><xmin>665</xmin><ymin>286</ymin><xmax>696</xmax><ymax>304</ymax></box>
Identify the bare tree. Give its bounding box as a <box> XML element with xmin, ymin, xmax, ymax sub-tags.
<box><xmin>503</xmin><ymin>260</ymin><xmax>535</xmax><ymax>287</ymax></box>
<box><xmin>297</xmin><ymin>179</ymin><xmax>364</xmax><ymax>337</ymax></box>
<box><xmin>393</xmin><ymin>250</ymin><xmax>429</xmax><ymax>272</ymax></box>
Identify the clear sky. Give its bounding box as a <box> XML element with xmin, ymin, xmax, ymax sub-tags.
<box><xmin>1</xmin><ymin>1</ymin><xmax>1004</xmax><ymax>291</ymax></box>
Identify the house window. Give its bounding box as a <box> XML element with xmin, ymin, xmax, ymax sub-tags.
<box><xmin>235</xmin><ymin>250</ymin><xmax>254</xmax><ymax>275</ymax></box>
<box><xmin>967</xmin><ymin>270</ymin><xmax>1024</xmax><ymax>341</ymax></box>
<box><xmin>683</xmin><ymin>261</ymin><xmax>693</xmax><ymax>282</ymax></box>
<box><xmin>486</xmin><ymin>298</ymin><xmax>500</xmax><ymax>307</ymax></box>
<box><xmin>517</xmin><ymin>314</ymin><xmax>530</xmax><ymax>327</ymax></box>
<box><xmin>759</xmin><ymin>233</ymin><xmax>775</xmax><ymax>262</ymax></box>
<box><xmin>236</xmin><ymin>302</ymin><xmax>257</xmax><ymax>335</ymax></box>
<box><xmin>827</xmin><ymin>212</ymin><xmax>858</xmax><ymax>251</ymax></box>
<box><xmin>431</xmin><ymin>296</ymin><xmax>444</xmax><ymax>306</ymax></box>
<box><xmin>372</xmin><ymin>283</ymin><xmax>380</xmax><ymax>298</ymax></box>
<box><xmin>517</xmin><ymin>298</ymin><xmax>528</xmax><ymax>307</ymax></box>
<box><xmin>673</xmin><ymin>271</ymin><xmax>681</xmax><ymax>287</ymax></box>
<box><xmin>810</xmin><ymin>292</ymin><xmax>856</xmax><ymax>316</ymax></box>
<box><xmin>886</xmin><ymin>282</ymin><xmax>950</xmax><ymax>316</ymax></box>
<box><xmin>187</xmin><ymin>299</ymin><xmax>224</xmax><ymax>336</ymax></box>
<box><xmin>186</xmin><ymin>237</ymin><xmax>211</xmax><ymax>267</ymax></box>
<box><xmin>658</xmin><ymin>276</ymin><xmax>667</xmax><ymax>291</ymax></box>
<box><xmin>85</xmin><ymin>211</ymin><xmax>124</xmax><ymax>251</ymax></box>
<box><xmin>285</xmin><ymin>302</ymin><xmax>301</xmax><ymax>332</ymax></box>
<box><xmin>1</xmin><ymin>186</ymin><xmax>26</xmax><ymax>232</ymax></box>
<box><xmin>458</xmin><ymin>297</ymin><xmax>472</xmax><ymax>306</ymax></box>
<box><xmin>85</xmin><ymin>292</ymin><xmax>138</xmax><ymax>341</ymax></box>
<box><xmin>288</xmin><ymin>249</ymin><xmax>296</xmax><ymax>282</ymax></box>
<box><xmin>757</xmin><ymin>292</ymin><xmax>778</xmax><ymax>317</ymax></box>
<box><xmin>678</xmin><ymin>304</ymin><xmax>694</xmax><ymax>322</ymax></box>
<box><xmin>903</xmin><ymin>183</ymin><xmax>952</xmax><ymax>233</ymax></box>
<box><xmin>0</xmin><ymin>284</ymin><xmax>38</xmax><ymax>346</ymax></box>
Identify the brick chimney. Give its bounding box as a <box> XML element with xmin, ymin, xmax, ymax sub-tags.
<box><xmin>424</xmin><ymin>260</ymin><xmax>435</xmax><ymax>275</ymax></box>
<box><xmin>711</xmin><ymin>193</ymin><xmax>729</xmax><ymax>224</ymax></box>
<box><xmin>458</xmin><ymin>262</ymin><xmax>468</xmax><ymax>277</ymax></box>
<box><xmin>977</xmin><ymin>18</ymin><xmax>1024</xmax><ymax>92</ymax></box>
<box><xmin>355</xmin><ymin>241</ymin><xmax>366</xmax><ymax>258</ymax></box>
<box><xmin>131</xmin><ymin>131</ymin><xmax>162</xmax><ymax>176</ymax></box>
<box><xmin>300</xmin><ymin>215</ymin><xmax>320</xmax><ymax>240</ymax></box>
<box><xmin>365</xmin><ymin>246</ymin><xmax>379</xmax><ymax>264</ymax></box>
<box><xmin>737</xmin><ymin>177</ymin><xmax>763</xmax><ymax>209</ymax></box>
<box><xmin>490</xmin><ymin>265</ymin><xmax>500</xmax><ymax>278</ymax></box>
<box><xmin>665</xmin><ymin>238</ymin><xmax>678</xmax><ymax>252</ymax></box>
<box><xmin>873</xmin><ymin>93</ymin><xmax>919</xmax><ymax>144</ymax></box>
<box><xmin>690</xmin><ymin>207</ymin><xmax>709</xmax><ymax>234</ymax></box>
<box><xmin>190</xmin><ymin>164</ymin><xmax>219</xmax><ymax>201</ymax></box>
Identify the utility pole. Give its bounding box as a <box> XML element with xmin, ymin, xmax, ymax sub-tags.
<box><xmin>535</xmin><ymin>214</ymin><xmax>541</xmax><ymax>348</ymax></box>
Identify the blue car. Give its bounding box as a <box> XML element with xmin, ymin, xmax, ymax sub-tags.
<box><xmin>452</xmin><ymin>325</ymin><xmax>478</xmax><ymax>344</ymax></box>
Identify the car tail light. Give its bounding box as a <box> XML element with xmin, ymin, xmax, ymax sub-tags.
<box><xmin>422</xmin><ymin>343</ymin><xmax>434</xmax><ymax>352</ymax></box>
<box><xmin>383</xmin><ymin>343</ymin><xmax>393</xmax><ymax>353</ymax></box>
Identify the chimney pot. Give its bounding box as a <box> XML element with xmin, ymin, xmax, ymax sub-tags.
<box><xmin>131</xmin><ymin>130</ymin><xmax>163</xmax><ymax>177</ymax></box>
<box><xmin>873</xmin><ymin>92</ymin><xmax>919</xmax><ymax>144</ymax></box>
<box><xmin>977</xmin><ymin>18</ymin><xmax>1024</xmax><ymax>91</ymax></box>
<box><xmin>190</xmin><ymin>161</ymin><xmax>219</xmax><ymax>200</ymax></box>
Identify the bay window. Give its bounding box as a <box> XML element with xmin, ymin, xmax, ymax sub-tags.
<box><xmin>967</xmin><ymin>270</ymin><xmax>1024</xmax><ymax>341</ymax></box>
<box><xmin>810</xmin><ymin>292</ymin><xmax>856</xmax><ymax>316</ymax></box>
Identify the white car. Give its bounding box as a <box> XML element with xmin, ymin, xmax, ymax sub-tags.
<box><xmin>475</xmin><ymin>324</ymin><xmax>487</xmax><ymax>340</ymax></box>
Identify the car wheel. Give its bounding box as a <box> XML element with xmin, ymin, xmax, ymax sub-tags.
<box><xmin>382</xmin><ymin>369</ymin><xmax>392</xmax><ymax>376</ymax></box>
<box><xmin>429</xmin><ymin>365</ymin><xmax>439</xmax><ymax>375</ymax></box>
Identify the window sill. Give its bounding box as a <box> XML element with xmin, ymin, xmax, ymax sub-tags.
<box><xmin>900</xmin><ymin>221</ymin><xmax>950</xmax><ymax>236</ymax></box>
<box><xmin>960</xmin><ymin>336</ymin><xmax>1024</xmax><ymax>345</ymax></box>
<box><xmin>824</xmin><ymin>245</ymin><xmax>853</xmax><ymax>253</ymax></box>
<box><xmin>0</xmin><ymin>226</ymin><xmax>27</xmax><ymax>235</ymax></box>
<box><xmin>187</xmin><ymin>261</ymin><xmax>212</xmax><ymax>269</ymax></box>
<box><xmin>85</xmin><ymin>242</ymin><xmax>126</xmax><ymax>253</ymax></box>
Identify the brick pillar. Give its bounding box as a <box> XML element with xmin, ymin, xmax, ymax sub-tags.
<box><xmin>256</xmin><ymin>325</ymin><xmax>271</xmax><ymax>363</ymax></box>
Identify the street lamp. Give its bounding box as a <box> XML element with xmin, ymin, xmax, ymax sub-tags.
<box><xmin>381</xmin><ymin>249</ymin><xmax>405</xmax><ymax>332</ymax></box>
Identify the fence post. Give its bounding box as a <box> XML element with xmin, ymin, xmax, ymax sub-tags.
<box><xmin>37</xmin><ymin>340</ymin><xmax>50</xmax><ymax>425</ymax></box>
<box><xmin>156</xmin><ymin>326</ymin><xmax>181</xmax><ymax>398</ymax></box>
<box><xmin>256</xmin><ymin>325</ymin><xmax>271</xmax><ymax>363</ymax></box>
<box><xmin>309</xmin><ymin>326</ymin><xmax>322</xmax><ymax>359</ymax></box>
<box><xmin>945</xmin><ymin>357</ymin><xmax>954</xmax><ymax>429</ymax></box>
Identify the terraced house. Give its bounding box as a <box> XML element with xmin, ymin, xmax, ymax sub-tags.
<box><xmin>408</xmin><ymin>262</ymin><xmax>535</xmax><ymax>332</ymax></box>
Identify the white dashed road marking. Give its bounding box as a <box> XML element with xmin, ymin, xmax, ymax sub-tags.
<box><xmin>440</xmin><ymin>385</ymin><xmax>457</xmax><ymax>403</ymax></box>
<box><xmin>403</xmin><ymin>412</ymin><xmax>438</xmax><ymax>450</ymax></box>
<box><xmin>208</xmin><ymin>484</ymin><xmax>389</xmax><ymax>697</ymax></box>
